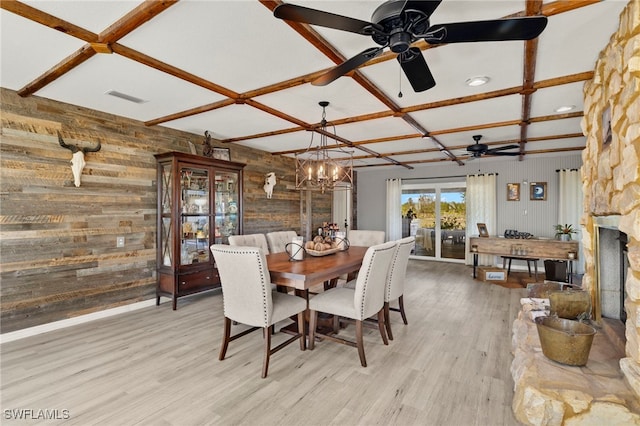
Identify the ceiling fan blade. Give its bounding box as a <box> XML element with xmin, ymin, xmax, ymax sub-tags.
<box><xmin>401</xmin><ymin>0</ymin><xmax>442</xmax><ymax>18</ymax></box>
<box><xmin>397</xmin><ymin>47</ymin><xmax>435</xmax><ymax>92</ymax></box>
<box><xmin>313</xmin><ymin>47</ymin><xmax>384</xmax><ymax>86</ymax></box>
<box><xmin>485</xmin><ymin>144</ymin><xmax>520</xmax><ymax>155</ymax></box>
<box><xmin>423</xmin><ymin>16</ymin><xmax>548</xmax><ymax>44</ymax></box>
<box><xmin>274</xmin><ymin>3</ymin><xmax>379</xmax><ymax>35</ymax></box>
<box><xmin>487</xmin><ymin>151</ymin><xmax>520</xmax><ymax>156</ymax></box>
<box><xmin>486</xmin><ymin>144</ymin><xmax>520</xmax><ymax>152</ymax></box>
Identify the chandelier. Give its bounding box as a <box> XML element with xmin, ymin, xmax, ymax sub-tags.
<box><xmin>295</xmin><ymin>101</ymin><xmax>354</xmax><ymax>193</ymax></box>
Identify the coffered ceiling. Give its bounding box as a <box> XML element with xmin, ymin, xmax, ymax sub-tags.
<box><xmin>0</xmin><ymin>0</ymin><xmax>628</xmax><ymax>170</ymax></box>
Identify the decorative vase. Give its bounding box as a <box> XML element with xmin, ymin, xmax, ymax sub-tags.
<box><xmin>559</xmin><ymin>234</ymin><xmax>570</xmax><ymax>241</ymax></box>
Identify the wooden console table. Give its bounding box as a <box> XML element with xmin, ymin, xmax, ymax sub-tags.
<box><xmin>469</xmin><ymin>237</ymin><xmax>579</xmax><ymax>283</ymax></box>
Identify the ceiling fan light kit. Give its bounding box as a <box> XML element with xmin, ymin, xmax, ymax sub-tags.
<box><xmin>295</xmin><ymin>102</ymin><xmax>354</xmax><ymax>193</ymax></box>
<box><xmin>274</xmin><ymin>0</ymin><xmax>547</xmax><ymax>93</ymax></box>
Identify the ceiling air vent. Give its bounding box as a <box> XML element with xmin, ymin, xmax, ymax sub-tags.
<box><xmin>105</xmin><ymin>90</ymin><xmax>147</xmax><ymax>104</ymax></box>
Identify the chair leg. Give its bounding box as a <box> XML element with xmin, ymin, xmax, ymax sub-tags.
<box><xmin>297</xmin><ymin>312</ymin><xmax>306</xmax><ymax>351</ymax></box>
<box><xmin>398</xmin><ymin>295</ymin><xmax>408</xmax><ymax>324</ymax></box>
<box><xmin>332</xmin><ymin>314</ymin><xmax>340</xmax><ymax>333</ymax></box>
<box><xmin>219</xmin><ymin>317</ymin><xmax>232</xmax><ymax>361</ymax></box>
<box><xmin>355</xmin><ymin>320</ymin><xmax>367</xmax><ymax>367</ymax></box>
<box><xmin>384</xmin><ymin>302</ymin><xmax>393</xmax><ymax>341</ymax></box>
<box><xmin>308</xmin><ymin>310</ymin><xmax>317</xmax><ymax>350</ymax></box>
<box><xmin>377</xmin><ymin>310</ymin><xmax>389</xmax><ymax>346</ymax></box>
<box><xmin>262</xmin><ymin>327</ymin><xmax>271</xmax><ymax>379</ymax></box>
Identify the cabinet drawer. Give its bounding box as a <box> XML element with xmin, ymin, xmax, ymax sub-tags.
<box><xmin>178</xmin><ymin>269</ymin><xmax>219</xmax><ymax>292</ymax></box>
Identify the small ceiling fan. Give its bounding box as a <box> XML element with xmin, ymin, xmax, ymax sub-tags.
<box><xmin>466</xmin><ymin>135</ymin><xmax>520</xmax><ymax>159</ymax></box>
<box><xmin>274</xmin><ymin>0</ymin><xmax>547</xmax><ymax>92</ymax></box>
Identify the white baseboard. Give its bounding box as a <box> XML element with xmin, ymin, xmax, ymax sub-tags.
<box><xmin>0</xmin><ymin>299</ymin><xmax>158</xmax><ymax>344</ymax></box>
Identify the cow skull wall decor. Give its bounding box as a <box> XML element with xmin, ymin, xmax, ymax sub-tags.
<box><xmin>264</xmin><ymin>172</ymin><xmax>276</xmax><ymax>199</ymax></box>
<box><xmin>58</xmin><ymin>131</ymin><xmax>101</xmax><ymax>187</ymax></box>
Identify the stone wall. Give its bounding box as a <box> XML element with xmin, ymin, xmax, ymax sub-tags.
<box><xmin>511</xmin><ymin>2</ymin><xmax>640</xmax><ymax>424</ymax></box>
<box><xmin>580</xmin><ymin>0</ymin><xmax>640</xmax><ymax>400</ymax></box>
<box><xmin>0</xmin><ymin>88</ymin><xmax>334</xmax><ymax>333</ymax></box>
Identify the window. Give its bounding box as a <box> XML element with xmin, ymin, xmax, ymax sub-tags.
<box><xmin>402</xmin><ymin>182</ymin><xmax>466</xmax><ymax>261</ymax></box>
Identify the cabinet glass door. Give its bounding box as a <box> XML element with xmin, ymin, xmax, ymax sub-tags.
<box><xmin>180</xmin><ymin>166</ymin><xmax>210</xmax><ymax>265</ymax></box>
<box><xmin>160</xmin><ymin>164</ymin><xmax>174</xmax><ymax>267</ymax></box>
<box><xmin>214</xmin><ymin>171</ymin><xmax>239</xmax><ymax>244</ymax></box>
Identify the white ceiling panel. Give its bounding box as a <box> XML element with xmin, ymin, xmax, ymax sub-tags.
<box><xmin>119</xmin><ymin>1</ymin><xmax>334</xmax><ymax>93</ymax></box>
<box><xmin>528</xmin><ymin>117</ymin><xmax>585</xmax><ymax>140</ymax></box>
<box><xmin>22</xmin><ymin>0</ymin><xmax>142</xmax><ymax>33</ymax></box>
<box><xmin>162</xmin><ymin>103</ymin><xmax>294</xmax><ymax>140</ymax></box>
<box><xmin>37</xmin><ymin>54</ymin><xmax>224</xmax><ymax>122</ymax></box>
<box><xmin>254</xmin><ymin>79</ymin><xmax>389</xmax><ymax>124</ymax></box>
<box><xmin>410</xmin><ymin>94</ymin><xmax>522</xmax><ymax>132</ymax></box>
<box><xmin>0</xmin><ymin>10</ymin><xmax>85</xmax><ymax>89</ymax></box>
<box><xmin>535</xmin><ymin>1</ymin><xmax>627</xmax><ymax>81</ymax></box>
<box><xmin>530</xmin><ymin>82</ymin><xmax>587</xmax><ymax>118</ymax></box>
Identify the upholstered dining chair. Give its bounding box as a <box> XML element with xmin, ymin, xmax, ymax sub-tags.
<box><xmin>308</xmin><ymin>240</ymin><xmax>397</xmax><ymax>367</ymax></box>
<box><xmin>340</xmin><ymin>230</ymin><xmax>386</xmax><ymax>283</ymax></box>
<box><xmin>345</xmin><ymin>236</ymin><xmax>414</xmax><ymax>341</ymax></box>
<box><xmin>347</xmin><ymin>230</ymin><xmax>385</xmax><ymax>247</ymax></box>
<box><xmin>228</xmin><ymin>233</ymin><xmax>270</xmax><ymax>254</ymax></box>
<box><xmin>209</xmin><ymin>245</ymin><xmax>306</xmax><ymax>378</ymax></box>
<box><xmin>266</xmin><ymin>230</ymin><xmax>298</xmax><ymax>254</ymax></box>
<box><xmin>382</xmin><ymin>236</ymin><xmax>414</xmax><ymax>340</ymax></box>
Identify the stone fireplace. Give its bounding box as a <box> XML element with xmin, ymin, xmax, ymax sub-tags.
<box><xmin>581</xmin><ymin>0</ymin><xmax>640</xmax><ymax>403</ymax></box>
<box><xmin>511</xmin><ymin>2</ymin><xmax>640</xmax><ymax>424</ymax></box>
<box><xmin>593</xmin><ymin>216</ymin><xmax>628</xmax><ymax>324</ymax></box>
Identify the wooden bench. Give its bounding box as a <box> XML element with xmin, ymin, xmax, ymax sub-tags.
<box><xmin>501</xmin><ymin>256</ymin><xmax>539</xmax><ymax>280</ymax></box>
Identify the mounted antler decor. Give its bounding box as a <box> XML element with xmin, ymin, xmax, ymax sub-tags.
<box><xmin>57</xmin><ymin>131</ymin><xmax>101</xmax><ymax>187</ymax></box>
<box><xmin>202</xmin><ymin>130</ymin><xmax>213</xmax><ymax>158</ymax></box>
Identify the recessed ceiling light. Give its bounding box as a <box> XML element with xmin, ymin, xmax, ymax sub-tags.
<box><xmin>105</xmin><ymin>90</ymin><xmax>148</xmax><ymax>104</ymax></box>
<box><xmin>554</xmin><ymin>105</ymin><xmax>575</xmax><ymax>113</ymax></box>
<box><xmin>465</xmin><ymin>76</ymin><xmax>490</xmax><ymax>87</ymax></box>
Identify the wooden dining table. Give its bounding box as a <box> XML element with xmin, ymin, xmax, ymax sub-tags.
<box><xmin>266</xmin><ymin>246</ymin><xmax>368</xmax><ymax>293</ymax></box>
<box><xmin>266</xmin><ymin>245</ymin><xmax>368</xmax><ymax>337</ymax></box>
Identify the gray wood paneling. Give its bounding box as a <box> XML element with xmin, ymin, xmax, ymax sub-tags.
<box><xmin>0</xmin><ymin>88</ymin><xmax>331</xmax><ymax>333</ymax></box>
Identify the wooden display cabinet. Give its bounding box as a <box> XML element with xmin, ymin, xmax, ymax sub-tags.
<box><xmin>155</xmin><ymin>152</ymin><xmax>244</xmax><ymax>309</ymax></box>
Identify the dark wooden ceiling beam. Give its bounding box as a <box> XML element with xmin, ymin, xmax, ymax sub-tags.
<box><xmin>519</xmin><ymin>0</ymin><xmax>544</xmax><ymax>159</ymax></box>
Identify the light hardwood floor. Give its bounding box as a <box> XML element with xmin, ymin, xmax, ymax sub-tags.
<box><xmin>1</xmin><ymin>261</ymin><xmax>525</xmax><ymax>425</ymax></box>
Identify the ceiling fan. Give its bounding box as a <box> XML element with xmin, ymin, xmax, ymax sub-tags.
<box><xmin>273</xmin><ymin>0</ymin><xmax>547</xmax><ymax>92</ymax></box>
<box><xmin>466</xmin><ymin>135</ymin><xmax>520</xmax><ymax>159</ymax></box>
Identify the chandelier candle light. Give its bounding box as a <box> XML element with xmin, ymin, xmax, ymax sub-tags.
<box><xmin>295</xmin><ymin>101</ymin><xmax>354</xmax><ymax>193</ymax></box>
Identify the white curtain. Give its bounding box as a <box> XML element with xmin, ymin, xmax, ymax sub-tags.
<box><xmin>465</xmin><ymin>174</ymin><xmax>497</xmax><ymax>266</ymax></box>
<box><xmin>386</xmin><ymin>178</ymin><xmax>402</xmax><ymax>241</ymax></box>
<box><xmin>558</xmin><ymin>169</ymin><xmax>584</xmax><ymax>273</ymax></box>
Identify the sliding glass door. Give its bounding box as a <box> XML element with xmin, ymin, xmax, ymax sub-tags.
<box><xmin>402</xmin><ymin>182</ymin><xmax>466</xmax><ymax>261</ymax></box>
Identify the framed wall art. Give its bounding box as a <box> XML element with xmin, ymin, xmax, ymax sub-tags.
<box><xmin>507</xmin><ymin>183</ymin><xmax>520</xmax><ymax>201</ymax></box>
<box><xmin>530</xmin><ymin>182</ymin><xmax>547</xmax><ymax>201</ymax></box>
<box><xmin>212</xmin><ymin>147</ymin><xmax>231</xmax><ymax>161</ymax></box>
<box><xmin>477</xmin><ymin>223</ymin><xmax>489</xmax><ymax>237</ymax></box>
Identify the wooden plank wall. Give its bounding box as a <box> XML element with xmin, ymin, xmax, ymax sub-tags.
<box><xmin>0</xmin><ymin>88</ymin><xmax>335</xmax><ymax>333</ymax></box>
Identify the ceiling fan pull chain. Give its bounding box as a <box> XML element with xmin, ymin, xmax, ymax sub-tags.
<box><xmin>398</xmin><ymin>65</ymin><xmax>403</xmax><ymax>98</ymax></box>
